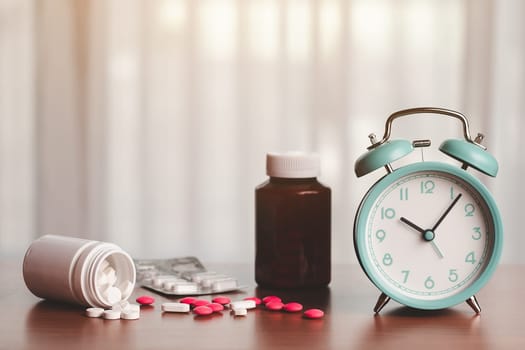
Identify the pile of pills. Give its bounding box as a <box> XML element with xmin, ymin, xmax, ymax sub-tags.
<box><xmin>86</xmin><ymin>299</ymin><xmax>142</xmax><ymax>320</ymax></box>
<box><xmin>97</xmin><ymin>259</ymin><xmax>134</xmax><ymax>305</ymax></box>
<box><xmin>159</xmin><ymin>295</ymin><xmax>256</xmax><ymax>317</ymax></box>
<box><xmin>85</xmin><ymin>294</ymin><xmax>324</xmax><ymax>321</ymax></box>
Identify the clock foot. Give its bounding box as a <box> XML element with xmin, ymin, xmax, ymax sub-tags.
<box><xmin>373</xmin><ymin>293</ymin><xmax>391</xmax><ymax>313</ymax></box>
<box><xmin>466</xmin><ymin>295</ymin><xmax>481</xmax><ymax>314</ymax></box>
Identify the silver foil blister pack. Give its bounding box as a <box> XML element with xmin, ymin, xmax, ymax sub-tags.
<box><xmin>134</xmin><ymin>256</ymin><xmax>243</xmax><ymax>296</ymax></box>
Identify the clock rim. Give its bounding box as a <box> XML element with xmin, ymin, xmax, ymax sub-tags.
<box><xmin>353</xmin><ymin>161</ymin><xmax>503</xmax><ymax>310</ymax></box>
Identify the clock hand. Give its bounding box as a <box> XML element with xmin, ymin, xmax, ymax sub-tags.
<box><xmin>400</xmin><ymin>217</ymin><xmax>425</xmax><ymax>233</ymax></box>
<box><xmin>400</xmin><ymin>217</ymin><xmax>444</xmax><ymax>259</ymax></box>
<box><xmin>431</xmin><ymin>193</ymin><xmax>462</xmax><ymax>232</ymax></box>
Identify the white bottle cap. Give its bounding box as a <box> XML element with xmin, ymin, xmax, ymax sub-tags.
<box><xmin>266</xmin><ymin>152</ymin><xmax>320</xmax><ymax>178</ymax></box>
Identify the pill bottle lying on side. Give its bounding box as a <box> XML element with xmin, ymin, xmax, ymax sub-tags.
<box><xmin>23</xmin><ymin>234</ymin><xmax>136</xmax><ymax>308</ymax></box>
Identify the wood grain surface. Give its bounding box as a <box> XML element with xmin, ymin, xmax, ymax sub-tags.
<box><xmin>0</xmin><ymin>257</ymin><xmax>522</xmax><ymax>349</ymax></box>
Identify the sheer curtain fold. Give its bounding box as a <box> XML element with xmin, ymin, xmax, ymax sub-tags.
<box><xmin>1</xmin><ymin>0</ymin><xmax>524</xmax><ymax>263</ymax></box>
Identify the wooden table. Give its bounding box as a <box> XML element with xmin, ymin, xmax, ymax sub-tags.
<box><xmin>1</xmin><ymin>257</ymin><xmax>523</xmax><ymax>349</ymax></box>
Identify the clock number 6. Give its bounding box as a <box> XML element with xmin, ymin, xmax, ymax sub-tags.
<box><xmin>424</xmin><ymin>276</ymin><xmax>435</xmax><ymax>290</ymax></box>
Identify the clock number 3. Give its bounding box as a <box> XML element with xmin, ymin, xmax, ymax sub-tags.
<box><xmin>472</xmin><ymin>227</ymin><xmax>482</xmax><ymax>240</ymax></box>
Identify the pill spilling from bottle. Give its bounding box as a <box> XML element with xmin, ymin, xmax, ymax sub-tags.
<box><xmin>86</xmin><ymin>294</ymin><xmax>324</xmax><ymax>322</ymax></box>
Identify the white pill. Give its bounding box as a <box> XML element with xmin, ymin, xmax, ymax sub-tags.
<box><xmin>103</xmin><ymin>310</ymin><xmax>121</xmax><ymax>320</ymax></box>
<box><xmin>233</xmin><ymin>307</ymin><xmax>247</xmax><ymax>316</ymax></box>
<box><xmin>111</xmin><ymin>300</ymin><xmax>129</xmax><ymax>311</ymax></box>
<box><xmin>211</xmin><ymin>278</ymin><xmax>238</xmax><ymax>292</ymax></box>
<box><xmin>153</xmin><ymin>275</ymin><xmax>176</xmax><ymax>288</ymax></box>
<box><xmin>162</xmin><ymin>281</ymin><xmax>178</xmax><ymax>291</ymax></box>
<box><xmin>190</xmin><ymin>271</ymin><xmax>218</xmax><ymax>283</ymax></box>
<box><xmin>86</xmin><ymin>307</ymin><xmax>105</xmax><ymax>318</ymax></box>
<box><xmin>119</xmin><ymin>280</ymin><xmax>134</xmax><ymax>298</ymax></box>
<box><xmin>105</xmin><ymin>286</ymin><xmax>122</xmax><ymax>305</ymax></box>
<box><xmin>126</xmin><ymin>304</ymin><xmax>141</xmax><ymax>312</ymax></box>
<box><xmin>121</xmin><ymin>309</ymin><xmax>140</xmax><ymax>320</ymax></box>
<box><xmin>161</xmin><ymin>302</ymin><xmax>190</xmax><ymax>313</ymax></box>
<box><xmin>105</xmin><ymin>267</ymin><xmax>117</xmax><ymax>286</ymax></box>
<box><xmin>172</xmin><ymin>282</ymin><xmax>199</xmax><ymax>294</ymax></box>
<box><xmin>229</xmin><ymin>300</ymin><xmax>256</xmax><ymax>310</ymax></box>
<box><xmin>136</xmin><ymin>263</ymin><xmax>155</xmax><ymax>271</ymax></box>
<box><xmin>199</xmin><ymin>275</ymin><xmax>229</xmax><ymax>288</ymax></box>
<box><xmin>97</xmin><ymin>271</ymin><xmax>109</xmax><ymax>286</ymax></box>
<box><xmin>100</xmin><ymin>259</ymin><xmax>110</xmax><ymax>272</ymax></box>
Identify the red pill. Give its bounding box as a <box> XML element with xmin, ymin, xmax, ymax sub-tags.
<box><xmin>193</xmin><ymin>305</ymin><xmax>213</xmax><ymax>316</ymax></box>
<box><xmin>192</xmin><ymin>299</ymin><xmax>210</xmax><ymax>307</ymax></box>
<box><xmin>263</xmin><ymin>296</ymin><xmax>282</xmax><ymax>304</ymax></box>
<box><xmin>212</xmin><ymin>296</ymin><xmax>231</xmax><ymax>305</ymax></box>
<box><xmin>136</xmin><ymin>295</ymin><xmax>155</xmax><ymax>305</ymax></box>
<box><xmin>206</xmin><ymin>302</ymin><xmax>225</xmax><ymax>312</ymax></box>
<box><xmin>179</xmin><ymin>297</ymin><xmax>197</xmax><ymax>305</ymax></box>
<box><xmin>303</xmin><ymin>308</ymin><xmax>324</xmax><ymax>319</ymax></box>
<box><xmin>283</xmin><ymin>302</ymin><xmax>303</xmax><ymax>313</ymax></box>
<box><xmin>266</xmin><ymin>301</ymin><xmax>284</xmax><ymax>311</ymax></box>
<box><xmin>243</xmin><ymin>297</ymin><xmax>262</xmax><ymax>305</ymax></box>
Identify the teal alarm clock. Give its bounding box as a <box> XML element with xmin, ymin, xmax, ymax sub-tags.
<box><xmin>354</xmin><ymin>107</ymin><xmax>503</xmax><ymax>313</ymax></box>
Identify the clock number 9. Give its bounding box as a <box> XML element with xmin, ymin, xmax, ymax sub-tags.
<box><xmin>375</xmin><ymin>229</ymin><xmax>386</xmax><ymax>243</ymax></box>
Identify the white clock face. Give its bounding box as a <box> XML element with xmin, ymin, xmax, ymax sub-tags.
<box><xmin>363</xmin><ymin>169</ymin><xmax>495</xmax><ymax>301</ymax></box>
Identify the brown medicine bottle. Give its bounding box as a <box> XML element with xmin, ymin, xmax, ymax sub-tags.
<box><xmin>255</xmin><ymin>152</ymin><xmax>331</xmax><ymax>288</ymax></box>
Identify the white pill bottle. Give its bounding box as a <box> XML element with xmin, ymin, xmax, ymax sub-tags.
<box><xmin>23</xmin><ymin>234</ymin><xmax>136</xmax><ymax>308</ymax></box>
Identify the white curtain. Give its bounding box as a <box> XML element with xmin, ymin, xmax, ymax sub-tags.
<box><xmin>1</xmin><ymin>0</ymin><xmax>524</xmax><ymax>263</ymax></box>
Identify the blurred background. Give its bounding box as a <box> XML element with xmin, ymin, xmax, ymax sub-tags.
<box><xmin>1</xmin><ymin>0</ymin><xmax>523</xmax><ymax>264</ymax></box>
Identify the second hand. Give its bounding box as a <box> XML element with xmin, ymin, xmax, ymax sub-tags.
<box><xmin>400</xmin><ymin>217</ymin><xmax>444</xmax><ymax>259</ymax></box>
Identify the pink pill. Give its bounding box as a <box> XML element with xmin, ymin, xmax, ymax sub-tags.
<box><xmin>243</xmin><ymin>297</ymin><xmax>262</xmax><ymax>305</ymax></box>
<box><xmin>179</xmin><ymin>297</ymin><xmax>197</xmax><ymax>305</ymax></box>
<box><xmin>193</xmin><ymin>305</ymin><xmax>213</xmax><ymax>316</ymax></box>
<box><xmin>283</xmin><ymin>302</ymin><xmax>303</xmax><ymax>312</ymax></box>
<box><xmin>263</xmin><ymin>296</ymin><xmax>282</xmax><ymax>304</ymax></box>
<box><xmin>265</xmin><ymin>301</ymin><xmax>284</xmax><ymax>311</ymax></box>
<box><xmin>212</xmin><ymin>296</ymin><xmax>231</xmax><ymax>305</ymax></box>
<box><xmin>136</xmin><ymin>295</ymin><xmax>155</xmax><ymax>305</ymax></box>
<box><xmin>192</xmin><ymin>299</ymin><xmax>210</xmax><ymax>307</ymax></box>
<box><xmin>206</xmin><ymin>302</ymin><xmax>225</xmax><ymax>312</ymax></box>
<box><xmin>303</xmin><ymin>308</ymin><xmax>324</xmax><ymax>319</ymax></box>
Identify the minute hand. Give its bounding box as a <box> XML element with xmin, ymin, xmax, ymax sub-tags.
<box><xmin>432</xmin><ymin>193</ymin><xmax>462</xmax><ymax>231</ymax></box>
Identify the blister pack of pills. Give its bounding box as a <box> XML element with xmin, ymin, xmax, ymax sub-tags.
<box><xmin>134</xmin><ymin>256</ymin><xmax>243</xmax><ymax>296</ymax></box>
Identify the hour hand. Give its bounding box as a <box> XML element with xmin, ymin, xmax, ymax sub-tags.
<box><xmin>400</xmin><ymin>217</ymin><xmax>444</xmax><ymax>259</ymax></box>
<box><xmin>400</xmin><ymin>217</ymin><xmax>425</xmax><ymax>233</ymax></box>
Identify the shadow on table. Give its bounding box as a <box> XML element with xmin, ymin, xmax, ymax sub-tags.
<box><xmin>25</xmin><ymin>300</ymin><xmax>134</xmax><ymax>347</ymax></box>
<box><xmin>356</xmin><ymin>305</ymin><xmax>488</xmax><ymax>350</ymax></box>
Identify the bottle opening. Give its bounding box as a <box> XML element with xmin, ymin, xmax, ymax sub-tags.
<box><xmin>85</xmin><ymin>245</ymin><xmax>136</xmax><ymax>308</ymax></box>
